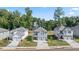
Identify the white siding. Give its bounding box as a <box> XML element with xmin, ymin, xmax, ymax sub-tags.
<box><xmin>63</xmin><ymin>28</ymin><xmax>73</xmax><ymax>40</ymax></box>
<box><xmin>37</xmin><ymin>31</ymin><xmax>47</xmax><ymax>41</ymax></box>
<box><xmin>21</xmin><ymin>30</ymin><xmax>28</xmax><ymax>40</ymax></box>
<box><xmin>0</xmin><ymin>31</ymin><xmax>9</xmax><ymax>40</ymax></box>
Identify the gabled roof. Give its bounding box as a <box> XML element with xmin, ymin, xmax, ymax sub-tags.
<box><xmin>34</xmin><ymin>27</ymin><xmax>47</xmax><ymax>32</ymax></box>
<box><xmin>71</xmin><ymin>25</ymin><xmax>79</xmax><ymax>37</ymax></box>
<box><xmin>0</xmin><ymin>28</ymin><xmax>9</xmax><ymax>33</ymax></box>
<box><xmin>71</xmin><ymin>25</ymin><xmax>79</xmax><ymax>30</ymax></box>
<box><xmin>63</xmin><ymin>27</ymin><xmax>73</xmax><ymax>32</ymax></box>
<box><xmin>54</xmin><ymin>25</ymin><xmax>65</xmax><ymax>33</ymax></box>
<box><xmin>11</xmin><ymin>27</ymin><xmax>28</xmax><ymax>33</ymax></box>
<box><xmin>10</xmin><ymin>27</ymin><xmax>28</xmax><ymax>37</ymax></box>
<box><xmin>59</xmin><ymin>25</ymin><xmax>65</xmax><ymax>31</ymax></box>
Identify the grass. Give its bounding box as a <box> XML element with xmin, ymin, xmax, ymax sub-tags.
<box><xmin>74</xmin><ymin>38</ymin><xmax>79</xmax><ymax>43</ymax></box>
<box><xmin>18</xmin><ymin>34</ymin><xmax>69</xmax><ymax>47</ymax></box>
<box><xmin>18</xmin><ymin>39</ymin><xmax>37</xmax><ymax>47</ymax></box>
<box><xmin>19</xmin><ymin>39</ymin><xmax>69</xmax><ymax>47</ymax></box>
<box><xmin>0</xmin><ymin>39</ymin><xmax>9</xmax><ymax>47</ymax></box>
<box><xmin>48</xmin><ymin>39</ymin><xmax>69</xmax><ymax>46</ymax></box>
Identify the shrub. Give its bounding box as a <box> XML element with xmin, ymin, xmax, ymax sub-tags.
<box><xmin>26</xmin><ymin>36</ymin><xmax>32</xmax><ymax>42</ymax></box>
<box><xmin>48</xmin><ymin>35</ymin><xmax>58</xmax><ymax>40</ymax></box>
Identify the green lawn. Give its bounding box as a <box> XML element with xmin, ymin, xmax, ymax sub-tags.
<box><xmin>48</xmin><ymin>39</ymin><xmax>69</xmax><ymax>46</ymax></box>
<box><xmin>19</xmin><ymin>39</ymin><xmax>69</xmax><ymax>47</ymax></box>
<box><xmin>18</xmin><ymin>39</ymin><xmax>37</xmax><ymax>47</ymax></box>
<box><xmin>18</xmin><ymin>35</ymin><xmax>70</xmax><ymax>47</ymax></box>
<box><xmin>74</xmin><ymin>38</ymin><xmax>79</xmax><ymax>43</ymax></box>
<box><xmin>0</xmin><ymin>39</ymin><xmax>9</xmax><ymax>47</ymax></box>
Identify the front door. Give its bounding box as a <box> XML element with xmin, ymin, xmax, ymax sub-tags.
<box><xmin>13</xmin><ymin>35</ymin><xmax>20</xmax><ymax>41</ymax></box>
<box><xmin>64</xmin><ymin>36</ymin><xmax>72</xmax><ymax>40</ymax></box>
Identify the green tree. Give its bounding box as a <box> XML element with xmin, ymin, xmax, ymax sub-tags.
<box><xmin>8</xmin><ymin>10</ymin><xmax>20</xmax><ymax>30</ymax></box>
<box><xmin>25</xmin><ymin>7</ymin><xmax>33</xmax><ymax>30</ymax></box>
<box><xmin>54</xmin><ymin>7</ymin><xmax>64</xmax><ymax>26</ymax></box>
<box><xmin>0</xmin><ymin>9</ymin><xmax>10</xmax><ymax>29</ymax></box>
<box><xmin>12</xmin><ymin>10</ymin><xmax>20</xmax><ymax>28</ymax></box>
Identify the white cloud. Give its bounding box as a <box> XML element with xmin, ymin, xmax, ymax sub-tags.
<box><xmin>66</xmin><ymin>11</ymin><xmax>75</xmax><ymax>17</ymax></box>
<box><xmin>69</xmin><ymin>11</ymin><xmax>75</xmax><ymax>15</ymax></box>
<box><xmin>71</xmin><ymin>8</ymin><xmax>79</xmax><ymax>11</ymax></box>
<box><xmin>66</xmin><ymin>8</ymin><xmax>79</xmax><ymax>17</ymax></box>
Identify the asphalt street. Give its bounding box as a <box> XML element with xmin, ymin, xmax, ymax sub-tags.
<box><xmin>1</xmin><ymin>48</ymin><xmax>79</xmax><ymax>51</ymax></box>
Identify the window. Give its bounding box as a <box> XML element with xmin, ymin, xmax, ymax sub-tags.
<box><xmin>60</xmin><ymin>31</ymin><xmax>63</xmax><ymax>34</ymax></box>
<box><xmin>68</xmin><ymin>31</ymin><xmax>71</xmax><ymax>33</ymax></box>
<box><xmin>34</xmin><ymin>32</ymin><xmax>38</xmax><ymax>35</ymax></box>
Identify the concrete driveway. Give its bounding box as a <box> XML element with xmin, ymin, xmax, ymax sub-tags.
<box><xmin>36</xmin><ymin>41</ymin><xmax>49</xmax><ymax>49</ymax></box>
<box><xmin>64</xmin><ymin>39</ymin><xmax>79</xmax><ymax>48</ymax></box>
<box><xmin>3</xmin><ymin>38</ymin><xmax>21</xmax><ymax>49</ymax></box>
<box><xmin>7</xmin><ymin>40</ymin><xmax>20</xmax><ymax>47</ymax></box>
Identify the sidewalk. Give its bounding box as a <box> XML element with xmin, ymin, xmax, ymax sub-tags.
<box><xmin>36</xmin><ymin>40</ymin><xmax>49</xmax><ymax>49</ymax></box>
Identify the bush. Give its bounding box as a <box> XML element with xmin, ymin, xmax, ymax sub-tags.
<box><xmin>48</xmin><ymin>35</ymin><xmax>58</xmax><ymax>40</ymax></box>
<box><xmin>26</xmin><ymin>36</ymin><xmax>32</xmax><ymax>42</ymax></box>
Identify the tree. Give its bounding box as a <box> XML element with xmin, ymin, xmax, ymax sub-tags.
<box><xmin>20</xmin><ymin>14</ymin><xmax>27</xmax><ymax>28</ymax></box>
<box><xmin>12</xmin><ymin>10</ymin><xmax>20</xmax><ymax>28</ymax></box>
<box><xmin>0</xmin><ymin>9</ymin><xmax>10</xmax><ymax>29</ymax></box>
<box><xmin>64</xmin><ymin>16</ymin><xmax>78</xmax><ymax>27</ymax></box>
<box><xmin>0</xmin><ymin>8</ymin><xmax>79</xmax><ymax>31</ymax></box>
<box><xmin>25</xmin><ymin>7</ymin><xmax>33</xmax><ymax>30</ymax></box>
<box><xmin>54</xmin><ymin>7</ymin><xmax>64</xmax><ymax>26</ymax></box>
<box><xmin>8</xmin><ymin>10</ymin><xmax>20</xmax><ymax>30</ymax></box>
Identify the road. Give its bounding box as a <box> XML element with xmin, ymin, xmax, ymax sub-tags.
<box><xmin>1</xmin><ymin>48</ymin><xmax>79</xmax><ymax>51</ymax></box>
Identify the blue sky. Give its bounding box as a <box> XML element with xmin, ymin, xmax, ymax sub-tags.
<box><xmin>0</xmin><ymin>7</ymin><xmax>79</xmax><ymax>20</ymax></box>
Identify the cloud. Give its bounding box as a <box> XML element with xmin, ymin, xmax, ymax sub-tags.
<box><xmin>69</xmin><ymin>11</ymin><xmax>75</xmax><ymax>15</ymax></box>
<box><xmin>71</xmin><ymin>8</ymin><xmax>79</xmax><ymax>11</ymax></box>
<box><xmin>66</xmin><ymin>8</ymin><xmax>79</xmax><ymax>17</ymax></box>
<box><xmin>66</xmin><ymin>11</ymin><xmax>75</xmax><ymax>17</ymax></box>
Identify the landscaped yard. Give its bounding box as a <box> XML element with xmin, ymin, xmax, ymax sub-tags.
<box><xmin>18</xmin><ymin>39</ymin><xmax>37</xmax><ymax>47</ymax></box>
<box><xmin>19</xmin><ymin>39</ymin><xmax>69</xmax><ymax>47</ymax></box>
<box><xmin>48</xmin><ymin>39</ymin><xmax>69</xmax><ymax>46</ymax></box>
<box><xmin>74</xmin><ymin>38</ymin><xmax>79</xmax><ymax>43</ymax></box>
<box><xmin>0</xmin><ymin>39</ymin><xmax>9</xmax><ymax>47</ymax></box>
<box><xmin>18</xmin><ymin>35</ymin><xmax>69</xmax><ymax>47</ymax></box>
